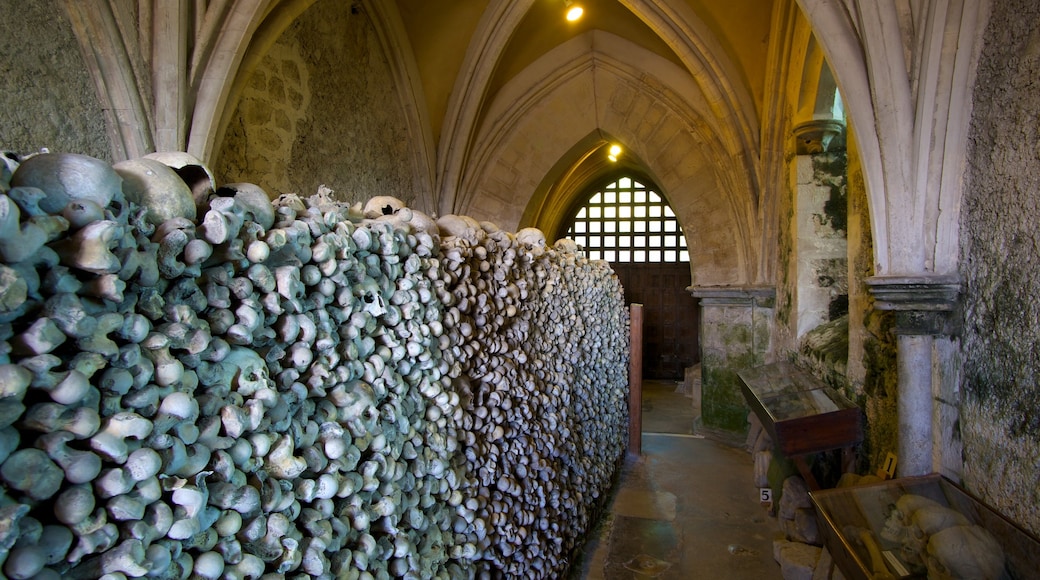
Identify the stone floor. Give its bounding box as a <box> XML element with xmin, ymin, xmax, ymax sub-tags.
<box><xmin>572</xmin><ymin>380</ymin><xmax>783</xmax><ymax>579</ymax></box>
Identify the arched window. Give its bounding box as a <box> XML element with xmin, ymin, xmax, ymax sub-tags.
<box><xmin>565</xmin><ymin>175</ymin><xmax>689</xmax><ymax>263</ymax></box>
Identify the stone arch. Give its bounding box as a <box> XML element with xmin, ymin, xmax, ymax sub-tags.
<box><xmin>465</xmin><ymin>31</ymin><xmax>758</xmax><ymax>286</ymax></box>
<box><xmin>795</xmin><ymin>35</ymin><xmax>844</xmax><ymax>125</ymax></box>
<box><xmin>523</xmin><ymin>133</ymin><xmax>670</xmax><ymax>242</ymax></box>
<box><xmin>187</xmin><ymin>1</ymin><xmax>300</xmax><ymax>163</ymax></box>
<box><xmin>359</xmin><ymin>0</ymin><xmax>437</xmax><ymax>213</ymax></box>
<box><xmin>189</xmin><ymin>0</ymin><xmax>435</xmax><ymax>209</ymax></box>
<box><xmin>795</xmin><ymin>0</ymin><xmax>990</xmax><ymax>275</ymax></box>
<box><xmin>435</xmin><ymin>0</ymin><xmax>536</xmax><ymax>215</ymax></box>
<box><xmin>619</xmin><ymin>0</ymin><xmax>763</xmax><ymax>198</ymax></box>
<box><xmin>62</xmin><ymin>1</ymin><xmax>155</xmax><ymax>160</ymax></box>
<box><xmin>438</xmin><ymin>1</ymin><xmax>762</xmax><ymax>221</ymax></box>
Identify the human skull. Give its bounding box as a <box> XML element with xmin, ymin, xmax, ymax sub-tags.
<box><xmin>516</xmin><ymin>227</ymin><xmax>547</xmax><ymax>248</ymax></box>
<box><xmin>924</xmin><ymin>525</ymin><xmax>1005</xmax><ymax>580</ymax></box>
<box><xmin>332</xmin><ymin>380</ymin><xmax>378</xmax><ymax>438</ymax></box>
<box><xmin>554</xmin><ymin>237</ymin><xmax>580</xmax><ymax>254</ymax></box>
<box><xmin>215</xmin><ymin>182</ymin><xmax>275</xmax><ymax>230</ymax></box>
<box><xmin>356</xmin><ymin>277</ymin><xmax>387</xmax><ymax>317</ymax></box>
<box><xmin>363</xmin><ymin>196</ymin><xmax>406</xmax><ymax>219</ymax></box>
<box><xmin>407</xmin><ymin>209</ymin><xmax>439</xmax><ymax>237</ymax></box>
<box><xmin>144</xmin><ymin>151</ymin><xmax>217</xmax><ymax>215</ymax></box>
<box><xmin>912</xmin><ymin>505</ymin><xmax>970</xmax><ymax>536</ymax></box>
<box><xmin>881</xmin><ymin>495</ymin><xmax>942</xmax><ymax>543</ymax></box>
<box><xmin>223</xmin><ymin>346</ymin><xmax>274</xmax><ymax>396</ymax></box>
<box><xmin>881</xmin><ymin>494</ymin><xmax>981</xmax><ymax>574</ymax></box>
<box><xmin>437</xmin><ymin>214</ymin><xmax>482</xmax><ymax>243</ymax></box>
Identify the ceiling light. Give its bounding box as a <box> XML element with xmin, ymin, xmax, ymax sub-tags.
<box><xmin>565</xmin><ymin>1</ymin><xmax>584</xmax><ymax>21</ymax></box>
<box><xmin>609</xmin><ymin>144</ymin><xmax>622</xmax><ymax>157</ymax></box>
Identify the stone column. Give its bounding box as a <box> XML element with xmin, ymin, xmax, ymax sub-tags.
<box><xmin>865</xmin><ymin>275</ymin><xmax>960</xmax><ymax>477</ymax></box>
<box><xmin>688</xmin><ymin>286</ymin><xmax>775</xmax><ymax>432</ymax></box>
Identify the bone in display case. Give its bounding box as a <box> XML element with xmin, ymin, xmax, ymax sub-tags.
<box><xmin>809</xmin><ymin>473</ymin><xmax>1040</xmax><ymax>579</ymax></box>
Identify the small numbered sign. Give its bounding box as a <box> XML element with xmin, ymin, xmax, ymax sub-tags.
<box><xmin>759</xmin><ymin>488</ymin><xmax>772</xmax><ymax>503</ymax></box>
<box><xmin>878</xmin><ymin>452</ymin><xmax>898</xmax><ymax>479</ymax></box>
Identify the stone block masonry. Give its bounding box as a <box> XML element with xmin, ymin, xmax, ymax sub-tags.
<box><xmin>690</xmin><ymin>287</ymin><xmax>774</xmax><ymax>433</ymax></box>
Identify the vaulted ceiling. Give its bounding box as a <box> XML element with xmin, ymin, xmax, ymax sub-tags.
<box><xmin>63</xmin><ymin>0</ymin><xmax>987</xmax><ymax>284</ymax></box>
<box><xmin>59</xmin><ymin>0</ymin><xmax>802</xmax><ymax>286</ymax></box>
<box><xmin>394</xmin><ymin>0</ymin><xmax>774</xmax><ymax>149</ymax></box>
<box><xmin>371</xmin><ymin>0</ymin><xmax>780</xmax><ymax>285</ymax></box>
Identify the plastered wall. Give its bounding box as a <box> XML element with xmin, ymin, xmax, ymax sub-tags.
<box><xmin>0</xmin><ymin>0</ymin><xmax>110</xmax><ymax>161</ymax></box>
<box><xmin>960</xmin><ymin>0</ymin><xmax>1040</xmax><ymax>536</ymax></box>
<box><xmin>217</xmin><ymin>0</ymin><xmax>418</xmax><ymax>206</ymax></box>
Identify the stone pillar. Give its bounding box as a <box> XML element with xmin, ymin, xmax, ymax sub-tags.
<box><xmin>865</xmin><ymin>276</ymin><xmax>960</xmax><ymax>477</ymax></box>
<box><xmin>689</xmin><ymin>286</ymin><xmax>775</xmax><ymax>432</ymax></box>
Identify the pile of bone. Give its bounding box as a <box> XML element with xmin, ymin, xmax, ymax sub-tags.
<box><xmin>434</xmin><ymin>216</ymin><xmax>629</xmax><ymax>576</ymax></box>
<box><xmin>0</xmin><ymin>151</ymin><xmax>629</xmax><ymax>580</ymax></box>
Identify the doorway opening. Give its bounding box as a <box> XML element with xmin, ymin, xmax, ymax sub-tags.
<box><xmin>563</xmin><ymin>172</ymin><xmax>698</xmax><ymax>382</ymax></box>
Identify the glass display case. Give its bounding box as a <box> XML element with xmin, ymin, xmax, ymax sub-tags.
<box><xmin>810</xmin><ymin>474</ymin><xmax>1040</xmax><ymax>579</ymax></box>
<box><xmin>739</xmin><ymin>362</ymin><xmax>863</xmax><ymax>489</ymax></box>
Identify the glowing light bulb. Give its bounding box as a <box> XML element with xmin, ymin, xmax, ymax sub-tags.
<box><xmin>609</xmin><ymin>144</ymin><xmax>622</xmax><ymax>156</ymax></box>
<box><xmin>565</xmin><ymin>3</ymin><xmax>583</xmax><ymax>21</ymax></box>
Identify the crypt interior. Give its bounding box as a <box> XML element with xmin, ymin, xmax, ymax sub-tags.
<box><xmin>2</xmin><ymin>0</ymin><xmax>1040</xmax><ymax>578</ymax></box>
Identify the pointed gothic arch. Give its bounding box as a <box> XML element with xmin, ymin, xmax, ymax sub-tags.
<box><xmin>562</xmin><ymin>171</ymin><xmax>690</xmax><ymax>264</ymax></box>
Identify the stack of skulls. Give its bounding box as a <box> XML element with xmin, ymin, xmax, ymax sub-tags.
<box><xmin>0</xmin><ymin>150</ymin><xmax>630</xmax><ymax>579</ymax></box>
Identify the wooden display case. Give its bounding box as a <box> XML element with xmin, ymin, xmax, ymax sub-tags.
<box><xmin>738</xmin><ymin>362</ymin><xmax>863</xmax><ymax>489</ymax></box>
<box><xmin>810</xmin><ymin>474</ymin><xmax>1040</xmax><ymax>580</ymax></box>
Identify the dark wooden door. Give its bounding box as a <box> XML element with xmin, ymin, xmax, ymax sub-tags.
<box><xmin>611</xmin><ymin>263</ymin><xmax>699</xmax><ymax>379</ymax></box>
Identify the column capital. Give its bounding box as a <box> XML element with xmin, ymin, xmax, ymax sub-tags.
<box><xmin>687</xmin><ymin>285</ymin><xmax>775</xmax><ymax>307</ymax></box>
<box><xmin>792</xmin><ymin>119</ymin><xmax>846</xmax><ymax>154</ymax></box>
<box><xmin>865</xmin><ymin>275</ymin><xmax>961</xmax><ymax>335</ymax></box>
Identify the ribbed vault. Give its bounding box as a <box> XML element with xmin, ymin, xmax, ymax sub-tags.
<box><xmin>463</xmin><ymin>31</ymin><xmax>757</xmax><ymax>286</ymax></box>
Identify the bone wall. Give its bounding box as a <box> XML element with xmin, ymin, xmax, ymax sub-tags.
<box><xmin>0</xmin><ymin>152</ymin><xmax>630</xmax><ymax>578</ymax></box>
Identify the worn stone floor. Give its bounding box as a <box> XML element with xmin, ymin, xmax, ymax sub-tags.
<box><xmin>572</xmin><ymin>380</ymin><xmax>783</xmax><ymax>579</ymax></box>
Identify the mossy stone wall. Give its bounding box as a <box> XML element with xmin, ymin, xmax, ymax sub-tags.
<box><xmin>697</xmin><ymin>291</ymin><xmax>773</xmax><ymax>433</ymax></box>
<box><xmin>959</xmin><ymin>0</ymin><xmax>1040</xmax><ymax>536</ymax></box>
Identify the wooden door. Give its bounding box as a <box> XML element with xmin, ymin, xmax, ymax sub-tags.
<box><xmin>611</xmin><ymin>263</ymin><xmax>699</xmax><ymax>379</ymax></box>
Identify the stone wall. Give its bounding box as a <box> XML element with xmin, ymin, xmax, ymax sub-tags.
<box><xmin>794</xmin><ymin>153</ymin><xmax>848</xmax><ymax>338</ymax></box>
<box><xmin>770</xmin><ymin>129</ymin><xmax>898</xmax><ymax>474</ymax></box>
<box><xmin>216</xmin><ymin>0</ymin><xmax>418</xmax><ymax>207</ymax></box>
<box><xmin>790</xmin><ymin>149</ymin><xmax>851</xmax><ymax>407</ymax></box>
<box><xmin>841</xmin><ymin>134</ymin><xmax>898</xmax><ymax>474</ymax></box>
<box><xmin>773</xmin><ymin>147</ymin><xmax>849</xmax><ymax>366</ymax></box>
<box><xmin>0</xmin><ymin>1</ymin><xmax>110</xmax><ymax>161</ymax></box>
<box><xmin>694</xmin><ymin>289</ymin><xmax>773</xmax><ymax>432</ymax></box>
<box><xmin>959</xmin><ymin>0</ymin><xmax>1040</xmax><ymax>536</ymax></box>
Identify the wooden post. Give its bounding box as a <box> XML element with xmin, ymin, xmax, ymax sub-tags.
<box><xmin>629</xmin><ymin>303</ymin><xmax>643</xmax><ymax>455</ymax></box>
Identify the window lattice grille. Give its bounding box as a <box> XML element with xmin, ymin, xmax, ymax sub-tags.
<box><xmin>566</xmin><ymin>176</ymin><xmax>689</xmax><ymax>263</ymax></box>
